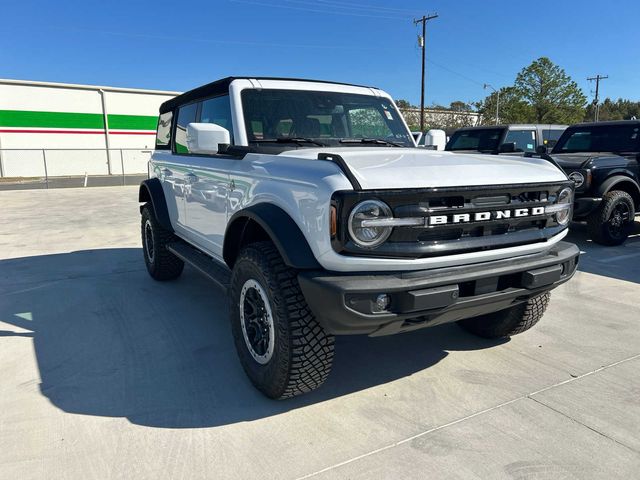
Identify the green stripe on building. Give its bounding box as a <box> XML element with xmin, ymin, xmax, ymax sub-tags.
<box><xmin>0</xmin><ymin>110</ymin><xmax>158</xmax><ymax>130</ymax></box>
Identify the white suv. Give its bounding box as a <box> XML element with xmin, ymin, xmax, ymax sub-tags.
<box><xmin>139</xmin><ymin>77</ymin><xmax>579</xmax><ymax>399</ymax></box>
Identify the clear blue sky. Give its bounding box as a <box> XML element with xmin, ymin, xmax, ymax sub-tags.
<box><xmin>2</xmin><ymin>0</ymin><xmax>639</xmax><ymax>106</ymax></box>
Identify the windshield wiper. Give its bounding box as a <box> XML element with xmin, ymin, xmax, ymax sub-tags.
<box><xmin>339</xmin><ymin>138</ymin><xmax>403</xmax><ymax>147</ymax></box>
<box><xmin>249</xmin><ymin>137</ymin><xmax>326</xmax><ymax>147</ymax></box>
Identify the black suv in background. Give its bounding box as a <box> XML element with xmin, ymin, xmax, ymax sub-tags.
<box><xmin>446</xmin><ymin>124</ymin><xmax>567</xmax><ymax>155</ymax></box>
<box><xmin>546</xmin><ymin>120</ymin><xmax>640</xmax><ymax>245</ymax></box>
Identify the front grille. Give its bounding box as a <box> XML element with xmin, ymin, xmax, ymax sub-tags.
<box><xmin>332</xmin><ymin>182</ymin><xmax>573</xmax><ymax>258</ymax></box>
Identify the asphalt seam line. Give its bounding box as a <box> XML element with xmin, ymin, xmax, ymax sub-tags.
<box><xmin>528</xmin><ymin>396</ymin><xmax>640</xmax><ymax>455</ymax></box>
<box><xmin>295</xmin><ymin>352</ymin><xmax>640</xmax><ymax>480</ymax></box>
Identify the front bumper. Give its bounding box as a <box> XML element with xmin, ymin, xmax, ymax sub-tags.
<box><xmin>298</xmin><ymin>241</ymin><xmax>579</xmax><ymax>336</ymax></box>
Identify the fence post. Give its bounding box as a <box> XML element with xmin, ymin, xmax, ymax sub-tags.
<box><xmin>120</xmin><ymin>149</ymin><xmax>125</xmax><ymax>186</ymax></box>
<box><xmin>42</xmin><ymin>149</ymin><xmax>49</xmax><ymax>189</ymax></box>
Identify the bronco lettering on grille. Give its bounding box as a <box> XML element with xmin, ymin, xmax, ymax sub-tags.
<box><xmin>427</xmin><ymin>206</ymin><xmax>545</xmax><ymax>226</ymax></box>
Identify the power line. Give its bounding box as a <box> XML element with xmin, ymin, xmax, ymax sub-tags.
<box><xmin>229</xmin><ymin>0</ymin><xmax>412</xmax><ymax>19</ymax></box>
<box><xmin>313</xmin><ymin>0</ymin><xmax>419</xmax><ymax>15</ymax></box>
<box><xmin>587</xmin><ymin>74</ymin><xmax>609</xmax><ymax>122</ymax></box>
<box><xmin>414</xmin><ymin>13</ymin><xmax>438</xmax><ymax>131</ymax></box>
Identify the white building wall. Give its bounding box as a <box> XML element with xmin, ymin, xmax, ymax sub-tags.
<box><xmin>0</xmin><ymin>79</ymin><xmax>179</xmax><ymax>177</ymax></box>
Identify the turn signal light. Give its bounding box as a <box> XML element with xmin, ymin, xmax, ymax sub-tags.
<box><xmin>330</xmin><ymin>205</ymin><xmax>337</xmax><ymax>238</ymax></box>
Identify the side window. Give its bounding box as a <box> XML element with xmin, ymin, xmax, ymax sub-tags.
<box><xmin>200</xmin><ymin>95</ymin><xmax>234</xmax><ymax>143</ymax></box>
<box><xmin>563</xmin><ymin>131</ymin><xmax>591</xmax><ymax>151</ymax></box>
<box><xmin>504</xmin><ymin>130</ymin><xmax>536</xmax><ymax>152</ymax></box>
<box><xmin>156</xmin><ymin>111</ymin><xmax>172</xmax><ymax>149</ymax></box>
<box><xmin>174</xmin><ymin>103</ymin><xmax>198</xmax><ymax>154</ymax></box>
<box><xmin>543</xmin><ymin>129</ymin><xmax>564</xmax><ymax>149</ymax></box>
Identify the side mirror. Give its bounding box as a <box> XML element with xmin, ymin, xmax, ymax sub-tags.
<box><xmin>498</xmin><ymin>142</ymin><xmax>516</xmax><ymax>153</ymax></box>
<box><xmin>536</xmin><ymin>145</ymin><xmax>547</xmax><ymax>155</ymax></box>
<box><xmin>186</xmin><ymin>123</ymin><xmax>231</xmax><ymax>155</ymax></box>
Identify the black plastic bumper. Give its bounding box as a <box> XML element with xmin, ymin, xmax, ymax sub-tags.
<box><xmin>573</xmin><ymin>196</ymin><xmax>602</xmax><ymax>218</ymax></box>
<box><xmin>298</xmin><ymin>241</ymin><xmax>580</xmax><ymax>336</ymax></box>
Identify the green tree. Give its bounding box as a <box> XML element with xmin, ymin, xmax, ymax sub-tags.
<box><xmin>395</xmin><ymin>99</ymin><xmax>413</xmax><ymax>109</ymax></box>
<box><xmin>449</xmin><ymin>100</ymin><xmax>471</xmax><ymax>112</ymax></box>
<box><xmin>515</xmin><ymin>57</ymin><xmax>586</xmax><ymax>123</ymax></box>
<box><xmin>475</xmin><ymin>86</ymin><xmax>532</xmax><ymax>125</ymax></box>
<box><xmin>584</xmin><ymin>98</ymin><xmax>640</xmax><ymax>121</ymax></box>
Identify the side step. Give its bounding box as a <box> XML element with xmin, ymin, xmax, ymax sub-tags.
<box><xmin>167</xmin><ymin>242</ymin><xmax>231</xmax><ymax>292</ymax></box>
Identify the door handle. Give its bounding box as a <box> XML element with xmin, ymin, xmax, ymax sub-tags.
<box><xmin>186</xmin><ymin>172</ymin><xmax>199</xmax><ymax>183</ymax></box>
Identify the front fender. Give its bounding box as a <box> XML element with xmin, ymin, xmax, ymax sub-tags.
<box><xmin>597</xmin><ymin>175</ymin><xmax>640</xmax><ymax>199</ymax></box>
<box><xmin>223</xmin><ymin>203</ymin><xmax>321</xmax><ymax>270</ymax></box>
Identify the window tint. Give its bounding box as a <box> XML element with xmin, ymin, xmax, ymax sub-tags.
<box><xmin>446</xmin><ymin>129</ymin><xmax>503</xmax><ymax>151</ymax></box>
<box><xmin>200</xmin><ymin>95</ymin><xmax>234</xmax><ymax>143</ymax></box>
<box><xmin>156</xmin><ymin>111</ymin><xmax>172</xmax><ymax>150</ymax></box>
<box><xmin>555</xmin><ymin>125</ymin><xmax>640</xmax><ymax>153</ymax></box>
<box><xmin>504</xmin><ymin>129</ymin><xmax>536</xmax><ymax>152</ymax></box>
<box><xmin>174</xmin><ymin>103</ymin><xmax>198</xmax><ymax>154</ymax></box>
<box><xmin>542</xmin><ymin>128</ymin><xmax>564</xmax><ymax>149</ymax></box>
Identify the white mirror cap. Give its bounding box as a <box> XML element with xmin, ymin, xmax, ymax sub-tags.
<box><xmin>186</xmin><ymin>123</ymin><xmax>231</xmax><ymax>154</ymax></box>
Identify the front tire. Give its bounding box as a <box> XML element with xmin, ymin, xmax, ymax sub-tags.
<box><xmin>230</xmin><ymin>241</ymin><xmax>335</xmax><ymax>399</ymax></box>
<box><xmin>141</xmin><ymin>203</ymin><xmax>184</xmax><ymax>281</ymax></box>
<box><xmin>587</xmin><ymin>190</ymin><xmax>635</xmax><ymax>246</ymax></box>
<box><xmin>458</xmin><ymin>292</ymin><xmax>550</xmax><ymax>339</ymax></box>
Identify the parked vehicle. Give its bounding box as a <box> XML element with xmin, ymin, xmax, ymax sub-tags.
<box><xmin>139</xmin><ymin>77</ymin><xmax>579</xmax><ymax>399</ymax></box>
<box><xmin>544</xmin><ymin>120</ymin><xmax>640</xmax><ymax>245</ymax></box>
<box><xmin>446</xmin><ymin>124</ymin><xmax>567</xmax><ymax>155</ymax></box>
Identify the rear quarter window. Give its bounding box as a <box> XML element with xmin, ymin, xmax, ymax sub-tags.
<box><xmin>156</xmin><ymin>111</ymin><xmax>172</xmax><ymax>150</ymax></box>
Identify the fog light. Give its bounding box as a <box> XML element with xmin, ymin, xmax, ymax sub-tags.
<box><xmin>373</xmin><ymin>294</ymin><xmax>391</xmax><ymax>313</ymax></box>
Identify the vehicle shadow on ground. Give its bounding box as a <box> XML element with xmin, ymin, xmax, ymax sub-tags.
<box><xmin>567</xmin><ymin>219</ymin><xmax>640</xmax><ymax>284</ymax></box>
<box><xmin>0</xmin><ymin>248</ymin><xmax>507</xmax><ymax>429</ymax></box>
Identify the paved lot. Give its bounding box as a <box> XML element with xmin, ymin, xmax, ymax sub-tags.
<box><xmin>1</xmin><ymin>186</ymin><xmax>639</xmax><ymax>479</ymax></box>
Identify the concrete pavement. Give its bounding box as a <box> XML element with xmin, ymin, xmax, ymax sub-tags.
<box><xmin>1</xmin><ymin>186</ymin><xmax>639</xmax><ymax>479</ymax></box>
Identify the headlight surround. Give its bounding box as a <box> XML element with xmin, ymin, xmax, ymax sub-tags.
<box><xmin>545</xmin><ymin>187</ymin><xmax>573</xmax><ymax>226</ymax></box>
<box><xmin>348</xmin><ymin>200</ymin><xmax>393</xmax><ymax>248</ymax></box>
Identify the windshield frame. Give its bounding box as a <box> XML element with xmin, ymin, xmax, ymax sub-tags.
<box><xmin>552</xmin><ymin>124</ymin><xmax>640</xmax><ymax>154</ymax></box>
<box><xmin>238</xmin><ymin>88</ymin><xmax>414</xmax><ymax>148</ymax></box>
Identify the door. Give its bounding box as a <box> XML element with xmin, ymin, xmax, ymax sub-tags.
<box><xmin>183</xmin><ymin>95</ymin><xmax>235</xmax><ymax>259</ymax></box>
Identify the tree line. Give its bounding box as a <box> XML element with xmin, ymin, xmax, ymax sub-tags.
<box><xmin>397</xmin><ymin>57</ymin><xmax>639</xmax><ymax>130</ymax></box>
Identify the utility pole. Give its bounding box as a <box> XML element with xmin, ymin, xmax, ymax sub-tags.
<box><xmin>483</xmin><ymin>83</ymin><xmax>500</xmax><ymax>125</ymax></box>
<box><xmin>587</xmin><ymin>74</ymin><xmax>608</xmax><ymax>122</ymax></box>
<box><xmin>414</xmin><ymin>13</ymin><xmax>438</xmax><ymax>131</ymax></box>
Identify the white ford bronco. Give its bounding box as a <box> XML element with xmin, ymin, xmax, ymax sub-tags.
<box><xmin>139</xmin><ymin>77</ymin><xmax>579</xmax><ymax>399</ymax></box>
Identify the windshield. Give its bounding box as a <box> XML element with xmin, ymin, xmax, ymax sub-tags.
<box><xmin>553</xmin><ymin>124</ymin><xmax>640</xmax><ymax>154</ymax></box>
<box><xmin>241</xmin><ymin>89</ymin><xmax>413</xmax><ymax>147</ymax></box>
<box><xmin>445</xmin><ymin>128</ymin><xmax>504</xmax><ymax>152</ymax></box>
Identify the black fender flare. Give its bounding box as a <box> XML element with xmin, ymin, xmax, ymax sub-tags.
<box><xmin>223</xmin><ymin>203</ymin><xmax>321</xmax><ymax>270</ymax></box>
<box><xmin>597</xmin><ymin>175</ymin><xmax>640</xmax><ymax>204</ymax></box>
<box><xmin>138</xmin><ymin>178</ymin><xmax>173</xmax><ymax>232</ymax></box>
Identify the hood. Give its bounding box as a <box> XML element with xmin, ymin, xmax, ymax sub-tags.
<box><xmin>550</xmin><ymin>152</ymin><xmax>634</xmax><ymax>169</ymax></box>
<box><xmin>284</xmin><ymin>147</ymin><xmax>567</xmax><ymax>190</ymax></box>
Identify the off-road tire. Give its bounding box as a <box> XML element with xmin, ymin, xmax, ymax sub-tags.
<box><xmin>587</xmin><ymin>190</ymin><xmax>635</xmax><ymax>246</ymax></box>
<box><xmin>458</xmin><ymin>292</ymin><xmax>550</xmax><ymax>339</ymax></box>
<box><xmin>141</xmin><ymin>203</ymin><xmax>184</xmax><ymax>281</ymax></box>
<box><xmin>230</xmin><ymin>241</ymin><xmax>335</xmax><ymax>399</ymax></box>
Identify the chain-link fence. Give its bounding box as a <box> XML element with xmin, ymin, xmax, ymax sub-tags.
<box><xmin>0</xmin><ymin>148</ymin><xmax>151</xmax><ymax>188</ymax></box>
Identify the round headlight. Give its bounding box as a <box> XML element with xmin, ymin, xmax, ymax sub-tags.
<box><xmin>555</xmin><ymin>187</ymin><xmax>573</xmax><ymax>226</ymax></box>
<box><xmin>568</xmin><ymin>171</ymin><xmax>585</xmax><ymax>188</ymax></box>
<box><xmin>348</xmin><ymin>200</ymin><xmax>393</xmax><ymax>248</ymax></box>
